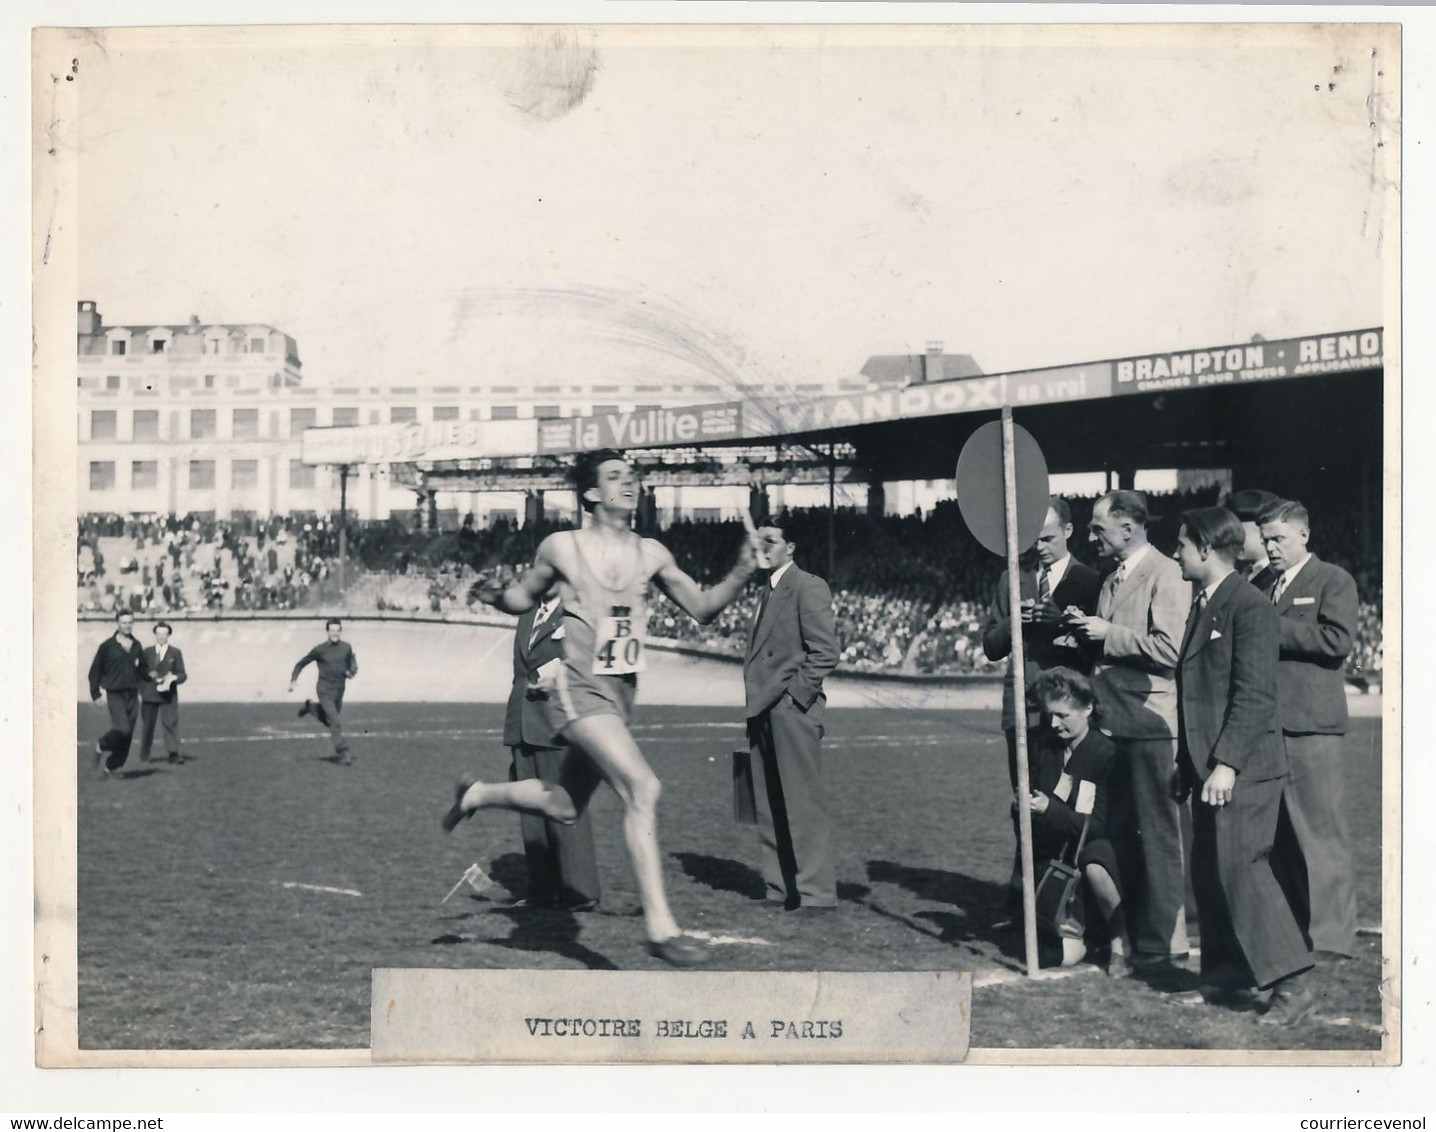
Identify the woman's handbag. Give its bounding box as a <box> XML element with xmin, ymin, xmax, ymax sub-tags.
<box><xmin>1034</xmin><ymin>815</ymin><xmax>1091</xmax><ymax>940</ymax></box>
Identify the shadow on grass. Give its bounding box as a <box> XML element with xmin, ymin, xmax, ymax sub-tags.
<box><xmin>432</xmin><ymin>853</ymin><xmax>622</xmax><ymax>970</ymax></box>
<box><xmin>861</xmin><ymin>859</ymin><xmax>1028</xmax><ymax>970</ymax></box>
<box><xmin>112</xmin><ymin>768</ymin><xmax>167</xmax><ymax>780</ymax></box>
<box><xmin>670</xmin><ymin>852</ymin><xmax>766</xmax><ymax>901</ymax></box>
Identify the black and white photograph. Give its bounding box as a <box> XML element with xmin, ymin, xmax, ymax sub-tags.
<box><xmin>23</xmin><ymin>9</ymin><xmax>1412</xmax><ymax>1093</ymax></box>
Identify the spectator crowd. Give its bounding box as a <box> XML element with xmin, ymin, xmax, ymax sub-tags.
<box><xmin>76</xmin><ymin>490</ymin><xmax>1384</xmax><ymax>681</ymax></box>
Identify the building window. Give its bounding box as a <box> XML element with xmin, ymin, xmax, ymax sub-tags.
<box><xmin>490</xmin><ymin>405</ymin><xmax>518</xmax><ymax>421</ymax></box>
<box><xmin>89</xmin><ymin>461</ymin><xmax>115</xmax><ymax>491</ymax></box>
<box><xmin>132</xmin><ymin>410</ymin><xmax>159</xmax><ymax>441</ymax></box>
<box><xmin>249</xmin><ymin>337</ymin><xmax>266</xmax><ymax>354</ymax></box>
<box><xmin>151</xmin><ymin>338</ymin><xmax>167</xmax><ymax>354</ymax></box>
<box><xmin>111</xmin><ymin>340</ymin><xmax>126</xmax><ymax>356</ymax></box>
<box><xmin>332</xmin><ymin>407</ymin><xmax>359</xmax><ymax>427</ymax></box>
<box><xmin>232</xmin><ymin>459</ymin><xmax>259</xmax><ymax>489</ymax></box>
<box><xmin>190</xmin><ymin>409</ymin><xmax>217</xmax><ymax>439</ymax></box>
<box><xmin>90</xmin><ymin>410</ymin><xmax>117</xmax><ymax>440</ymax></box>
<box><xmin>232</xmin><ymin>408</ymin><xmax>259</xmax><ymax>439</ymax></box>
<box><xmin>290</xmin><ymin>460</ymin><xmax>315</xmax><ymax>489</ymax></box>
<box><xmin>204</xmin><ymin>374</ymin><xmax>216</xmax><ymax>389</ymax></box>
<box><xmin>105</xmin><ymin>374</ymin><xmax>120</xmax><ymax>391</ymax></box>
<box><xmin>290</xmin><ymin>408</ymin><xmax>317</xmax><ymax>437</ymax></box>
<box><xmin>189</xmin><ymin>460</ymin><xmax>215</xmax><ymax>490</ymax></box>
<box><xmin>533</xmin><ymin>404</ymin><xmax>562</xmax><ymax>420</ymax></box>
<box><xmin>433</xmin><ymin>405</ymin><xmax>460</xmax><ymax>421</ymax></box>
<box><xmin>390</xmin><ymin>406</ymin><xmax>417</xmax><ymax>424</ymax></box>
<box><xmin>205</xmin><ymin>338</ymin><xmax>221</xmax><ymax>354</ymax></box>
<box><xmin>131</xmin><ymin>461</ymin><xmax>158</xmax><ymax>490</ymax></box>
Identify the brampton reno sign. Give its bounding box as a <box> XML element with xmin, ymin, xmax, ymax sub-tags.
<box><xmin>1112</xmin><ymin>328</ymin><xmax>1383</xmax><ymax>395</ymax></box>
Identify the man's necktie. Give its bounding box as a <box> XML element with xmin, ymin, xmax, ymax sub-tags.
<box><xmin>1037</xmin><ymin>567</ymin><xmax>1051</xmax><ymax>605</ymax></box>
<box><xmin>752</xmin><ymin>584</ymin><xmax>772</xmax><ymax>635</ymax></box>
<box><xmin>1182</xmin><ymin>590</ymin><xmax>1206</xmax><ymax>654</ymax></box>
<box><xmin>529</xmin><ymin>600</ymin><xmax>554</xmax><ymax>647</ymax></box>
<box><xmin>1271</xmin><ymin>574</ymin><xmax>1288</xmax><ymax>605</ymax></box>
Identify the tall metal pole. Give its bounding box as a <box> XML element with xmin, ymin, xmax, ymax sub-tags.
<box><xmin>1002</xmin><ymin>406</ymin><xmax>1040</xmax><ymax>976</ymax></box>
<box><xmin>337</xmin><ymin>464</ymin><xmax>349</xmax><ymax>596</ymax></box>
<box><xmin>827</xmin><ymin>442</ymin><xmax>836</xmax><ymax>581</ymax></box>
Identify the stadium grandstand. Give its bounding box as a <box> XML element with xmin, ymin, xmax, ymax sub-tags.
<box><xmin>76</xmin><ymin>491</ymin><xmax>1383</xmax><ymax>683</ymax></box>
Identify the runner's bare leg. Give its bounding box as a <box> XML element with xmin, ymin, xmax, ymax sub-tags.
<box><xmin>561</xmin><ymin>713</ymin><xmax>682</xmax><ymax>943</ymax></box>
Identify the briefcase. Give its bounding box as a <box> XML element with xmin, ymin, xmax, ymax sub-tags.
<box><xmin>1033</xmin><ymin>816</ymin><xmax>1090</xmax><ymax>940</ymax></box>
<box><xmin>732</xmin><ymin>749</ymin><xmax>757</xmax><ymax>825</ymax></box>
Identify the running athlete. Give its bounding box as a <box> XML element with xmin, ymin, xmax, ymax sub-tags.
<box><xmin>289</xmin><ymin>618</ymin><xmax>359</xmax><ymax>765</ymax></box>
<box><xmin>443</xmin><ymin>449</ymin><xmax>758</xmax><ymax>967</ymax></box>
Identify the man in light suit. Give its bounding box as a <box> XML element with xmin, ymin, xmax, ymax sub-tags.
<box><xmin>1173</xmin><ymin>506</ymin><xmax>1314</xmax><ymax>1024</ymax></box>
<box><xmin>744</xmin><ymin>524</ymin><xmax>841</xmax><ymax>913</ymax></box>
<box><xmin>503</xmin><ymin>589</ymin><xmax>602</xmax><ymax>910</ymax></box>
<box><xmin>1260</xmin><ymin>499</ymin><xmax>1360</xmax><ymax>959</ymax></box>
<box><xmin>1067</xmin><ymin>490</ymin><xmax>1191</xmax><ymax>965</ymax></box>
<box><xmin>139</xmin><ymin>621</ymin><xmax>188</xmax><ymax>764</ymax></box>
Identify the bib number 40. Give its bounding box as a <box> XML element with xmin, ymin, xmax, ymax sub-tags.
<box><xmin>594</xmin><ymin>615</ymin><xmax>646</xmax><ymax>675</ymax></box>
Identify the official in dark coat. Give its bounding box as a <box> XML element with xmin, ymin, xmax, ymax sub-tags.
<box><xmin>1173</xmin><ymin>506</ymin><xmax>1314</xmax><ymax>1025</ymax></box>
<box><xmin>87</xmin><ymin>610</ymin><xmax>144</xmax><ymax>777</ymax></box>
<box><xmin>139</xmin><ymin>621</ymin><xmax>188</xmax><ymax>764</ymax></box>
<box><xmin>504</xmin><ymin>592</ymin><xmax>602</xmax><ymax>909</ymax></box>
<box><xmin>1260</xmin><ymin>499</ymin><xmax>1361</xmax><ymax>959</ymax></box>
<box><xmin>982</xmin><ymin>497</ymin><xmax>1103</xmax><ymax>790</ymax></box>
<box><xmin>744</xmin><ymin>524</ymin><xmax>841</xmax><ymax>912</ymax></box>
<box><xmin>1227</xmin><ymin>488</ymin><xmax>1282</xmax><ymax>593</ymax></box>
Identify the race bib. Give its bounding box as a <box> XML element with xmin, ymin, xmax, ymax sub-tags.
<box><xmin>592</xmin><ymin>610</ymin><xmax>647</xmax><ymax>676</ymax></box>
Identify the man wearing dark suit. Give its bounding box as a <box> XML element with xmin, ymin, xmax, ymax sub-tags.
<box><xmin>139</xmin><ymin>621</ymin><xmax>188</xmax><ymax>764</ymax></box>
<box><xmin>1260</xmin><ymin>499</ymin><xmax>1360</xmax><ymax>959</ymax></box>
<box><xmin>983</xmin><ymin>497</ymin><xmax>1103</xmax><ymax>790</ymax></box>
<box><xmin>1067</xmin><ymin>490</ymin><xmax>1192</xmax><ymax>965</ymax></box>
<box><xmin>87</xmin><ymin>610</ymin><xmax>144</xmax><ymax>778</ymax></box>
<box><xmin>1173</xmin><ymin>506</ymin><xmax>1314</xmax><ymax>1024</ymax></box>
<box><xmin>504</xmin><ymin>591</ymin><xmax>602</xmax><ymax>909</ymax></box>
<box><xmin>1227</xmin><ymin>489</ymin><xmax>1281</xmax><ymax>593</ymax></box>
<box><xmin>744</xmin><ymin>524</ymin><xmax>841</xmax><ymax>912</ymax></box>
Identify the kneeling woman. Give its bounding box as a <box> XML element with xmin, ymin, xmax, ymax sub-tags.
<box><xmin>1023</xmin><ymin>667</ymin><xmax>1132</xmax><ymax>976</ymax></box>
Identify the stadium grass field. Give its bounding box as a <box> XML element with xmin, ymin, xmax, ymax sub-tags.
<box><xmin>75</xmin><ymin>699</ymin><xmax>1385</xmax><ymax>1054</ymax></box>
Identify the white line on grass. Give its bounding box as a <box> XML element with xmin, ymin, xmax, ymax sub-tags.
<box><xmin>682</xmin><ymin>929</ymin><xmax>776</xmax><ymax>947</ymax></box>
<box><xmin>277</xmin><ymin>881</ymin><xmax>363</xmax><ymax>897</ymax></box>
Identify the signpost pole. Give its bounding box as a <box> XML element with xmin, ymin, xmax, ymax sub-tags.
<box><xmin>1001</xmin><ymin>406</ymin><xmax>1041</xmax><ymax>977</ymax></box>
<box><xmin>337</xmin><ymin>463</ymin><xmax>349</xmax><ymax>596</ymax></box>
<box><xmin>827</xmin><ymin>443</ymin><xmax>836</xmax><ymax>581</ymax></box>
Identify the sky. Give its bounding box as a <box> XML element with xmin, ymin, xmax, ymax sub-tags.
<box><xmin>68</xmin><ymin>22</ymin><xmax>1394</xmax><ymax>396</ymax></box>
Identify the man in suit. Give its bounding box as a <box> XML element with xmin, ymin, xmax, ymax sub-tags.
<box><xmin>87</xmin><ymin>609</ymin><xmax>144</xmax><ymax>778</ymax></box>
<box><xmin>744</xmin><ymin>523</ymin><xmax>841</xmax><ymax>912</ymax></box>
<box><xmin>982</xmin><ymin>498</ymin><xmax>1102</xmax><ymax>915</ymax></box>
<box><xmin>1066</xmin><ymin>490</ymin><xmax>1191</xmax><ymax>965</ymax></box>
<box><xmin>504</xmin><ymin>588</ymin><xmax>603</xmax><ymax>910</ymax></box>
<box><xmin>138</xmin><ymin>621</ymin><xmax>188</xmax><ymax>764</ymax></box>
<box><xmin>983</xmin><ymin>497</ymin><xmax>1104</xmax><ymax>791</ymax></box>
<box><xmin>1173</xmin><ymin>506</ymin><xmax>1315</xmax><ymax>1024</ymax></box>
<box><xmin>1260</xmin><ymin>499</ymin><xmax>1360</xmax><ymax>959</ymax></box>
<box><xmin>1227</xmin><ymin>488</ymin><xmax>1281</xmax><ymax>592</ymax></box>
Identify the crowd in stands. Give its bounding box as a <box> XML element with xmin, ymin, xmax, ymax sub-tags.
<box><xmin>77</xmin><ymin>489</ymin><xmax>1385</xmax><ymax>680</ymax></box>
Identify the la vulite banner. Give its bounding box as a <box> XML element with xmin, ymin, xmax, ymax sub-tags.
<box><xmin>536</xmin><ymin>402</ymin><xmax>744</xmax><ymax>454</ymax></box>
